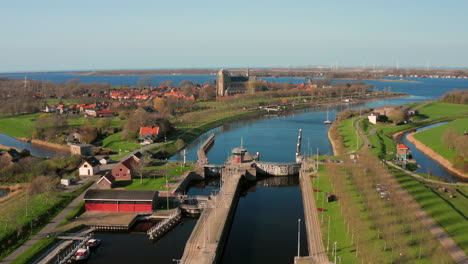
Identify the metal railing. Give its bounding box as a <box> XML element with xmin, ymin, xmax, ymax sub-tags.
<box><xmin>147</xmin><ymin>208</ymin><xmax>182</xmax><ymax>240</ymax></box>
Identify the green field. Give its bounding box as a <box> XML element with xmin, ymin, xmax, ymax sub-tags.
<box><xmin>102</xmin><ymin>132</ymin><xmax>142</xmax><ymax>153</ymax></box>
<box><xmin>417</xmin><ymin>102</ymin><xmax>468</xmax><ymax>120</ymax></box>
<box><xmin>113</xmin><ymin>163</ymin><xmax>195</xmax><ymax>191</ymax></box>
<box><xmin>414</xmin><ymin>118</ymin><xmax>467</xmax><ymax>161</ymax></box>
<box><xmin>0</xmin><ymin>113</ymin><xmax>41</xmax><ymax>138</ymax></box>
<box><xmin>338</xmin><ymin>118</ymin><xmax>363</xmax><ymax>152</ymax></box>
<box><xmin>314</xmin><ymin>165</ymin><xmax>358</xmax><ymax>263</ymax></box>
<box><xmin>391</xmin><ymin>167</ymin><xmax>468</xmax><ymax>253</ymax></box>
<box><xmin>0</xmin><ymin>113</ymin><xmax>124</xmax><ymax>138</ymax></box>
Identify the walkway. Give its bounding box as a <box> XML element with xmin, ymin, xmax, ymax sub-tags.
<box><xmin>180</xmin><ymin>163</ymin><xmax>244</xmax><ymax>264</ymax></box>
<box><xmin>298</xmin><ymin>160</ymin><xmax>330</xmax><ymax>264</ymax></box>
<box><xmin>354</xmin><ymin>117</ymin><xmax>468</xmax><ymax>264</ymax></box>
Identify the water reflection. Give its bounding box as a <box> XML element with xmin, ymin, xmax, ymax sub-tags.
<box><xmin>0</xmin><ymin>133</ymin><xmax>69</xmax><ymax>158</ymax></box>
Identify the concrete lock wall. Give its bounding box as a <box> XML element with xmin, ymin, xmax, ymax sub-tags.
<box><xmin>255</xmin><ymin>162</ymin><xmax>301</xmax><ymax>176</ymax></box>
<box><xmin>197</xmin><ymin>134</ymin><xmax>215</xmax><ymax>165</ymax></box>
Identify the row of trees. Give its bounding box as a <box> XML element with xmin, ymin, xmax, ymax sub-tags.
<box><xmin>442</xmin><ymin>128</ymin><xmax>468</xmax><ymax>172</ymax></box>
<box><xmin>326</xmin><ymin>150</ymin><xmax>452</xmax><ymax>263</ymax></box>
<box><xmin>440</xmin><ymin>89</ymin><xmax>468</xmax><ymax>104</ymax></box>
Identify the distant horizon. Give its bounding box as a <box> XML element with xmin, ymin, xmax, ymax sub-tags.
<box><xmin>2</xmin><ymin>65</ymin><xmax>468</xmax><ymax>75</ymax></box>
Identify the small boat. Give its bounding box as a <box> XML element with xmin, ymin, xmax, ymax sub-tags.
<box><xmin>85</xmin><ymin>238</ymin><xmax>101</xmax><ymax>249</ymax></box>
<box><xmin>323</xmin><ymin>107</ymin><xmax>333</xmax><ymax>124</ymax></box>
<box><xmin>75</xmin><ymin>248</ymin><xmax>90</xmax><ymax>261</ymax></box>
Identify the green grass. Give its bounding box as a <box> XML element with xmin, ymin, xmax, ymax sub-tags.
<box><xmin>102</xmin><ymin>132</ymin><xmax>142</xmax><ymax>153</ymax></box>
<box><xmin>0</xmin><ymin>181</ymin><xmax>93</xmax><ymax>260</ymax></box>
<box><xmin>414</xmin><ymin>118</ymin><xmax>467</xmax><ymax>161</ymax></box>
<box><xmin>391</xmin><ymin>167</ymin><xmax>468</xmax><ymax>253</ymax></box>
<box><xmin>338</xmin><ymin>118</ymin><xmax>363</xmax><ymax>152</ymax></box>
<box><xmin>418</xmin><ymin>102</ymin><xmax>468</xmax><ymax>120</ymax></box>
<box><xmin>114</xmin><ymin>164</ymin><xmax>195</xmax><ymax>191</ymax></box>
<box><xmin>0</xmin><ymin>113</ymin><xmax>125</xmax><ymax>139</ymax></box>
<box><xmin>58</xmin><ymin>201</ymin><xmax>85</xmax><ymax>227</ymax></box>
<box><xmin>314</xmin><ymin>165</ymin><xmax>358</xmax><ymax>263</ymax></box>
<box><xmin>9</xmin><ymin>237</ymin><xmax>57</xmax><ymax>264</ymax></box>
<box><xmin>0</xmin><ymin>113</ymin><xmax>41</xmax><ymax>138</ymax></box>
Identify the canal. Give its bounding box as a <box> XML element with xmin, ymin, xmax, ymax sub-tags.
<box><xmin>400</xmin><ymin>122</ymin><xmax>459</xmax><ymax>182</ymax></box>
<box><xmin>0</xmin><ymin>133</ymin><xmax>69</xmax><ymax>158</ymax></box>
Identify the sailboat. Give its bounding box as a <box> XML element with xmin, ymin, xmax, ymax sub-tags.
<box><xmin>323</xmin><ymin>107</ymin><xmax>332</xmax><ymax>124</ymax></box>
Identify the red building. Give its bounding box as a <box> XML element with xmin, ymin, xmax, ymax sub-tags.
<box><xmin>112</xmin><ymin>155</ymin><xmax>140</xmax><ymax>181</ymax></box>
<box><xmin>84</xmin><ymin>190</ymin><xmax>158</xmax><ymax>212</ymax></box>
<box><xmin>397</xmin><ymin>144</ymin><xmax>410</xmax><ymax>160</ymax></box>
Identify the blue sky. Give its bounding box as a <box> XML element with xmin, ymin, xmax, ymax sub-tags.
<box><xmin>1</xmin><ymin>0</ymin><xmax>467</xmax><ymax>72</ymax></box>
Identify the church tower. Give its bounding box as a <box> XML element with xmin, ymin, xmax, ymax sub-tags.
<box><xmin>217</xmin><ymin>69</ymin><xmax>230</xmax><ymax>97</ymax></box>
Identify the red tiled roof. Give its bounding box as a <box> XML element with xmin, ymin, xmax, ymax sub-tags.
<box><xmin>397</xmin><ymin>144</ymin><xmax>409</xmax><ymax>149</ymax></box>
<box><xmin>139</xmin><ymin>127</ymin><xmax>159</xmax><ymax>135</ymax></box>
<box><xmin>96</xmin><ymin>109</ymin><xmax>114</xmax><ymax>114</ymax></box>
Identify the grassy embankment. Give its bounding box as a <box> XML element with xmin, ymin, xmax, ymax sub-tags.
<box><xmin>391</xmin><ymin>167</ymin><xmax>468</xmax><ymax>253</ymax></box>
<box><xmin>344</xmin><ymin>101</ymin><xmax>468</xmax><ymax>254</ymax></box>
<box><xmin>0</xmin><ymin>181</ymin><xmax>93</xmax><ymax>261</ymax></box>
<box><xmin>312</xmin><ymin>164</ymin><xmax>358</xmax><ymax>263</ymax></box>
<box><xmin>366</xmin><ymin>102</ymin><xmax>468</xmax><ymax>160</ymax></box>
<box><xmin>314</xmin><ymin>160</ymin><xmax>451</xmax><ymax>263</ymax></box>
<box><xmin>113</xmin><ymin>163</ymin><xmax>196</xmax><ymax>191</ymax></box>
<box><xmin>338</xmin><ymin>118</ymin><xmax>364</xmax><ymax>153</ymax></box>
<box><xmin>413</xmin><ymin>118</ymin><xmax>467</xmax><ymax>162</ymax></box>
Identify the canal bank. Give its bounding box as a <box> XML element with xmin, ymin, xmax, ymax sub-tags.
<box><xmin>0</xmin><ymin>132</ymin><xmax>69</xmax><ymax>157</ymax></box>
<box><xmin>406</xmin><ymin>131</ymin><xmax>467</xmax><ymax>181</ymax></box>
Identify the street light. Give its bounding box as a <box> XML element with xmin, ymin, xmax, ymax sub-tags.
<box><xmin>172</xmin><ymin>259</ymin><xmax>181</xmax><ymax>264</ymax></box>
<box><xmin>297</xmin><ymin>218</ymin><xmax>301</xmax><ymax>257</ymax></box>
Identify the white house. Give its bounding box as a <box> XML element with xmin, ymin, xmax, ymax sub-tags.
<box><xmin>368</xmin><ymin>113</ymin><xmax>379</xmax><ymax>125</ymax></box>
<box><xmin>79</xmin><ymin>157</ymin><xmax>101</xmax><ymax>176</ymax></box>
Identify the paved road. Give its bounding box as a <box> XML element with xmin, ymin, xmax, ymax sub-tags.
<box><xmin>354</xmin><ymin>117</ymin><xmax>468</xmax><ymax>264</ymax></box>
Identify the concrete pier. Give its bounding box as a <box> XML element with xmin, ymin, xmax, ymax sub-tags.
<box><xmin>297</xmin><ymin>160</ymin><xmax>331</xmax><ymax>264</ymax></box>
<box><xmin>180</xmin><ymin>162</ymin><xmax>247</xmax><ymax>264</ymax></box>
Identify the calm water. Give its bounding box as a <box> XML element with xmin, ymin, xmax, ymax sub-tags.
<box><xmin>401</xmin><ymin>122</ymin><xmax>459</xmax><ymax>182</ymax></box>
<box><xmin>0</xmin><ymin>133</ymin><xmax>69</xmax><ymax>158</ymax></box>
<box><xmin>86</xmin><ymin>219</ymin><xmax>197</xmax><ymax>264</ymax></box>
<box><xmin>0</xmin><ymin>72</ymin><xmax>215</xmax><ymax>86</ymax></box>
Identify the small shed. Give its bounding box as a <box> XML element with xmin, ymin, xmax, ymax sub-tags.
<box><xmin>79</xmin><ymin>157</ymin><xmax>101</xmax><ymax>176</ymax></box>
<box><xmin>84</xmin><ymin>189</ymin><xmax>158</xmax><ymax>212</ymax></box>
<box><xmin>60</xmin><ymin>178</ymin><xmax>72</xmax><ymax>186</ymax></box>
<box><xmin>397</xmin><ymin>144</ymin><xmax>410</xmax><ymax>160</ymax></box>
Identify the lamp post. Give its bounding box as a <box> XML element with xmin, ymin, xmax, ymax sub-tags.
<box><xmin>327</xmin><ymin>215</ymin><xmax>330</xmax><ymax>251</ymax></box>
<box><xmin>165</xmin><ymin>159</ymin><xmax>169</xmax><ymax>210</ymax></box>
<box><xmin>297</xmin><ymin>219</ymin><xmax>301</xmax><ymax>257</ymax></box>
